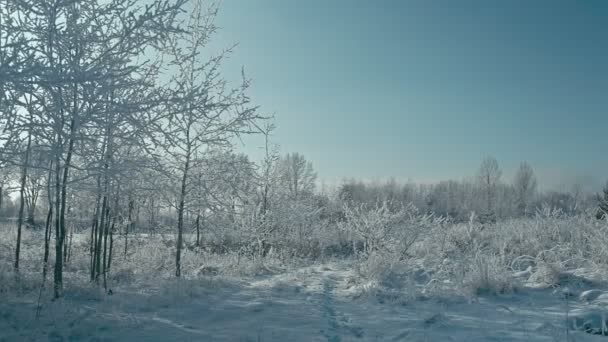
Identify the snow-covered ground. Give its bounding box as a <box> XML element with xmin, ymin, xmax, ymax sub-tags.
<box><xmin>3</xmin><ymin>262</ymin><xmax>608</xmax><ymax>341</ymax></box>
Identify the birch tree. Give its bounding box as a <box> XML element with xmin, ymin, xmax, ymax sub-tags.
<box><xmin>159</xmin><ymin>0</ymin><xmax>263</xmax><ymax>277</ymax></box>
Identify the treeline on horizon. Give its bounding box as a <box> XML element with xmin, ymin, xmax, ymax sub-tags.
<box><xmin>0</xmin><ymin>153</ymin><xmax>603</xmax><ymax>228</ymax></box>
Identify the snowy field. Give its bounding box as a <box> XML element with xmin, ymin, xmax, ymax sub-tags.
<box><xmin>2</xmin><ymin>0</ymin><xmax>606</xmax><ymax>340</ymax></box>
<box><xmin>4</xmin><ymin>216</ymin><xmax>608</xmax><ymax>341</ymax></box>
<box><xmin>3</xmin><ymin>262</ymin><xmax>608</xmax><ymax>341</ymax></box>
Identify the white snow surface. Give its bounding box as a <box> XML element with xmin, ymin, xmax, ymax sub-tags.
<box><xmin>3</xmin><ymin>262</ymin><xmax>608</xmax><ymax>341</ymax></box>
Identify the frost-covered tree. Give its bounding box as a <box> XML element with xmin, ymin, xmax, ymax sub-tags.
<box><xmin>338</xmin><ymin>180</ymin><xmax>368</xmax><ymax>204</ymax></box>
<box><xmin>0</xmin><ymin>0</ymin><xmax>190</xmax><ymax>297</ymax></box>
<box><xmin>256</xmin><ymin>123</ymin><xmax>280</xmax><ymax>218</ymax></box>
<box><xmin>513</xmin><ymin>161</ymin><xmax>537</xmax><ymax>216</ymax></box>
<box><xmin>477</xmin><ymin>156</ymin><xmax>502</xmax><ymax>222</ymax></box>
<box><xmin>158</xmin><ymin>0</ymin><xmax>263</xmax><ymax>277</ymax></box>
<box><xmin>278</xmin><ymin>152</ymin><xmax>317</xmax><ymax>200</ymax></box>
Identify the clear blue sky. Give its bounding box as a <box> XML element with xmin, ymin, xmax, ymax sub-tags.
<box><xmin>214</xmin><ymin>0</ymin><xmax>608</xmax><ymax>190</ymax></box>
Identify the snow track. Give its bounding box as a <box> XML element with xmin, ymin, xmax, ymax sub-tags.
<box><xmin>316</xmin><ymin>267</ymin><xmax>364</xmax><ymax>341</ymax></box>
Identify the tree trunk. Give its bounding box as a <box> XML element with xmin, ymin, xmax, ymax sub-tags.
<box><xmin>63</xmin><ymin>222</ymin><xmax>69</xmax><ymax>263</ymax></box>
<box><xmin>42</xmin><ymin>161</ymin><xmax>54</xmax><ymax>281</ymax></box>
<box><xmin>53</xmin><ymin>153</ymin><xmax>62</xmax><ymax>298</ymax></box>
<box><xmin>95</xmin><ymin>194</ymin><xmax>107</xmax><ymax>281</ymax></box>
<box><xmin>195</xmin><ymin>212</ymin><xmax>201</xmax><ymax>247</ymax></box>
<box><xmin>105</xmin><ymin>185</ymin><xmax>119</xmax><ymax>290</ymax></box>
<box><xmin>101</xmin><ymin>204</ymin><xmax>110</xmax><ymax>286</ymax></box>
<box><xmin>54</xmin><ymin>116</ymin><xmax>76</xmax><ymax>299</ymax></box>
<box><xmin>176</xmin><ymin>148</ymin><xmax>191</xmax><ymax>277</ymax></box>
<box><xmin>67</xmin><ymin>223</ymin><xmax>73</xmax><ymax>263</ymax></box>
<box><xmin>90</xmin><ymin>192</ymin><xmax>100</xmax><ymax>280</ymax></box>
<box><xmin>94</xmin><ymin>136</ymin><xmax>111</xmax><ymax>282</ymax></box>
<box><xmin>149</xmin><ymin>198</ymin><xmax>156</xmax><ymax>229</ymax></box>
<box><xmin>14</xmin><ymin>131</ymin><xmax>32</xmax><ymax>270</ymax></box>
<box><xmin>27</xmin><ymin>204</ymin><xmax>36</xmax><ymax>227</ymax></box>
<box><xmin>107</xmin><ymin>218</ymin><xmax>115</xmax><ymax>283</ymax></box>
<box><xmin>26</xmin><ymin>182</ymin><xmax>39</xmax><ymax>227</ymax></box>
<box><xmin>43</xmin><ymin>206</ymin><xmax>53</xmax><ymax>279</ymax></box>
<box><xmin>125</xmin><ymin>197</ymin><xmax>134</xmax><ymax>257</ymax></box>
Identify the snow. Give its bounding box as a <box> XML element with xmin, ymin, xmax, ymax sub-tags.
<box><xmin>3</xmin><ymin>262</ymin><xmax>608</xmax><ymax>341</ymax></box>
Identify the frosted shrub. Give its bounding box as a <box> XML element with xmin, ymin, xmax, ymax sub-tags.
<box><xmin>527</xmin><ymin>261</ymin><xmax>562</xmax><ymax>288</ymax></box>
<box><xmin>337</xmin><ymin>203</ymin><xmax>444</xmax><ymax>302</ymax></box>
<box><xmin>462</xmin><ymin>253</ymin><xmax>517</xmax><ymax>296</ymax></box>
<box><xmin>353</xmin><ymin>251</ymin><xmax>417</xmax><ymax>304</ymax></box>
<box><xmin>355</xmin><ymin>251</ymin><xmax>397</xmax><ymax>285</ymax></box>
<box><xmin>233</xmin><ymin>198</ymin><xmax>327</xmax><ymax>260</ymax></box>
<box><xmin>340</xmin><ymin>201</ymin><xmax>430</xmax><ymax>259</ymax></box>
